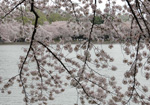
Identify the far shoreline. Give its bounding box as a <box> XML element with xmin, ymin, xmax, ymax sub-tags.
<box><xmin>0</xmin><ymin>40</ymin><xmax>124</xmax><ymax>45</ymax></box>
<box><xmin>0</xmin><ymin>42</ymin><xmax>30</xmax><ymax>45</ymax></box>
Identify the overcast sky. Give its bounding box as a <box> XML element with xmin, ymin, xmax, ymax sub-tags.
<box><xmin>71</xmin><ymin>0</ymin><xmax>126</xmax><ymax>13</ymax></box>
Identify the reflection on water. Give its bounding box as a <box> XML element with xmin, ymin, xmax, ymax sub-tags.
<box><xmin>0</xmin><ymin>44</ymin><xmax>149</xmax><ymax>105</ymax></box>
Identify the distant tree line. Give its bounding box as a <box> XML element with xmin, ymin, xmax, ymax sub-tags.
<box><xmin>15</xmin><ymin>8</ymin><xmax>71</xmax><ymax>25</ymax></box>
<box><xmin>15</xmin><ymin>8</ymin><xmax>106</xmax><ymax>25</ymax></box>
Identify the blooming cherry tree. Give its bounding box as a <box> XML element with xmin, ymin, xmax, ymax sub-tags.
<box><xmin>0</xmin><ymin>0</ymin><xmax>150</xmax><ymax>105</ymax></box>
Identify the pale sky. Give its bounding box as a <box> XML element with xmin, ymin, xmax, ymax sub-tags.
<box><xmin>71</xmin><ymin>0</ymin><xmax>126</xmax><ymax>13</ymax></box>
<box><xmin>48</xmin><ymin>0</ymin><xmax>126</xmax><ymax>14</ymax></box>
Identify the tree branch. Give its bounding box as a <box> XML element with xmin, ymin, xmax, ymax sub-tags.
<box><xmin>19</xmin><ymin>0</ymin><xmax>39</xmax><ymax>103</ymax></box>
<box><xmin>1</xmin><ymin>0</ymin><xmax>26</xmax><ymax>19</ymax></box>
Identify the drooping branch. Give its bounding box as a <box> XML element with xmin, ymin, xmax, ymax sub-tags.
<box><xmin>69</xmin><ymin>0</ymin><xmax>79</xmax><ymax>24</ymax></box>
<box><xmin>125</xmin><ymin>0</ymin><xmax>143</xmax><ymax>32</ymax></box>
<box><xmin>139</xmin><ymin>0</ymin><xmax>150</xmax><ymax>16</ymax></box>
<box><xmin>135</xmin><ymin>0</ymin><xmax>150</xmax><ymax>37</ymax></box>
<box><xmin>1</xmin><ymin>0</ymin><xmax>26</xmax><ymax>19</ymax></box>
<box><xmin>37</xmin><ymin>41</ymin><xmax>89</xmax><ymax>96</ymax></box>
<box><xmin>36</xmin><ymin>41</ymin><xmax>111</xmax><ymax>104</ymax></box>
<box><xmin>19</xmin><ymin>0</ymin><xmax>39</xmax><ymax>103</ymax></box>
<box><xmin>81</xmin><ymin>0</ymin><xmax>97</xmax><ymax>76</ymax></box>
<box><xmin>31</xmin><ymin>47</ymin><xmax>43</xmax><ymax>95</ymax></box>
<box><xmin>126</xmin><ymin>33</ymin><xmax>142</xmax><ymax>104</ymax></box>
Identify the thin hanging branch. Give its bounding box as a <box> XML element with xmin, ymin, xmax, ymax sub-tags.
<box><xmin>81</xmin><ymin>0</ymin><xmax>97</xmax><ymax>77</ymax></box>
<box><xmin>69</xmin><ymin>0</ymin><xmax>79</xmax><ymax>24</ymax></box>
<box><xmin>31</xmin><ymin>47</ymin><xmax>43</xmax><ymax>95</ymax></box>
<box><xmin>125</xmin><ymin>0</ymin><xmax>143</xmax><ymax>32</ymax></box>
<box><xmin>1</xmin><ymin>0</ymin><xmax>26</xmax><ymax>19</ymax></box>
<box><xmin>135</xmin><ymin>0</ymin><xmax>150</xmax><ymax>37</ymax></box>
<box><xmin>126</xmin><ymin>35</ymin><xmax>141</xmax><ymax>104</ymax></box>
<box><xmin>125</xmin><ymin>0</ymin><xmax>144</xmax><ymax>103</ymax></box>
<box><xmin>19</xmin><ymin>0</ymin><xmax>39</xmax><ymax>103</ymax></box>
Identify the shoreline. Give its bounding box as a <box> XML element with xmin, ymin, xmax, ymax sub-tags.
<box><xmin>0</xmin><ymin>42</ymin><xmax>30</xmax><ymax>45</ymax></box>
<box><xmin>0</xmin><ymin>41</ymin><xmax>124</xmax><ymax>45</ymax></box>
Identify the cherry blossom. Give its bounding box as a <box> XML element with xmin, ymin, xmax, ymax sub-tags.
<box><xmin>0</xmin><ymin>0</ymin><xmax>150</xmax><ymax>105</ymax></box>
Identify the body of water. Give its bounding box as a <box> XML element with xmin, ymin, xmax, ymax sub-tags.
<box><xmin>0</xmin><ymin>44</ymin><xmax>149</xmax><ymax>105</ymax></box>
